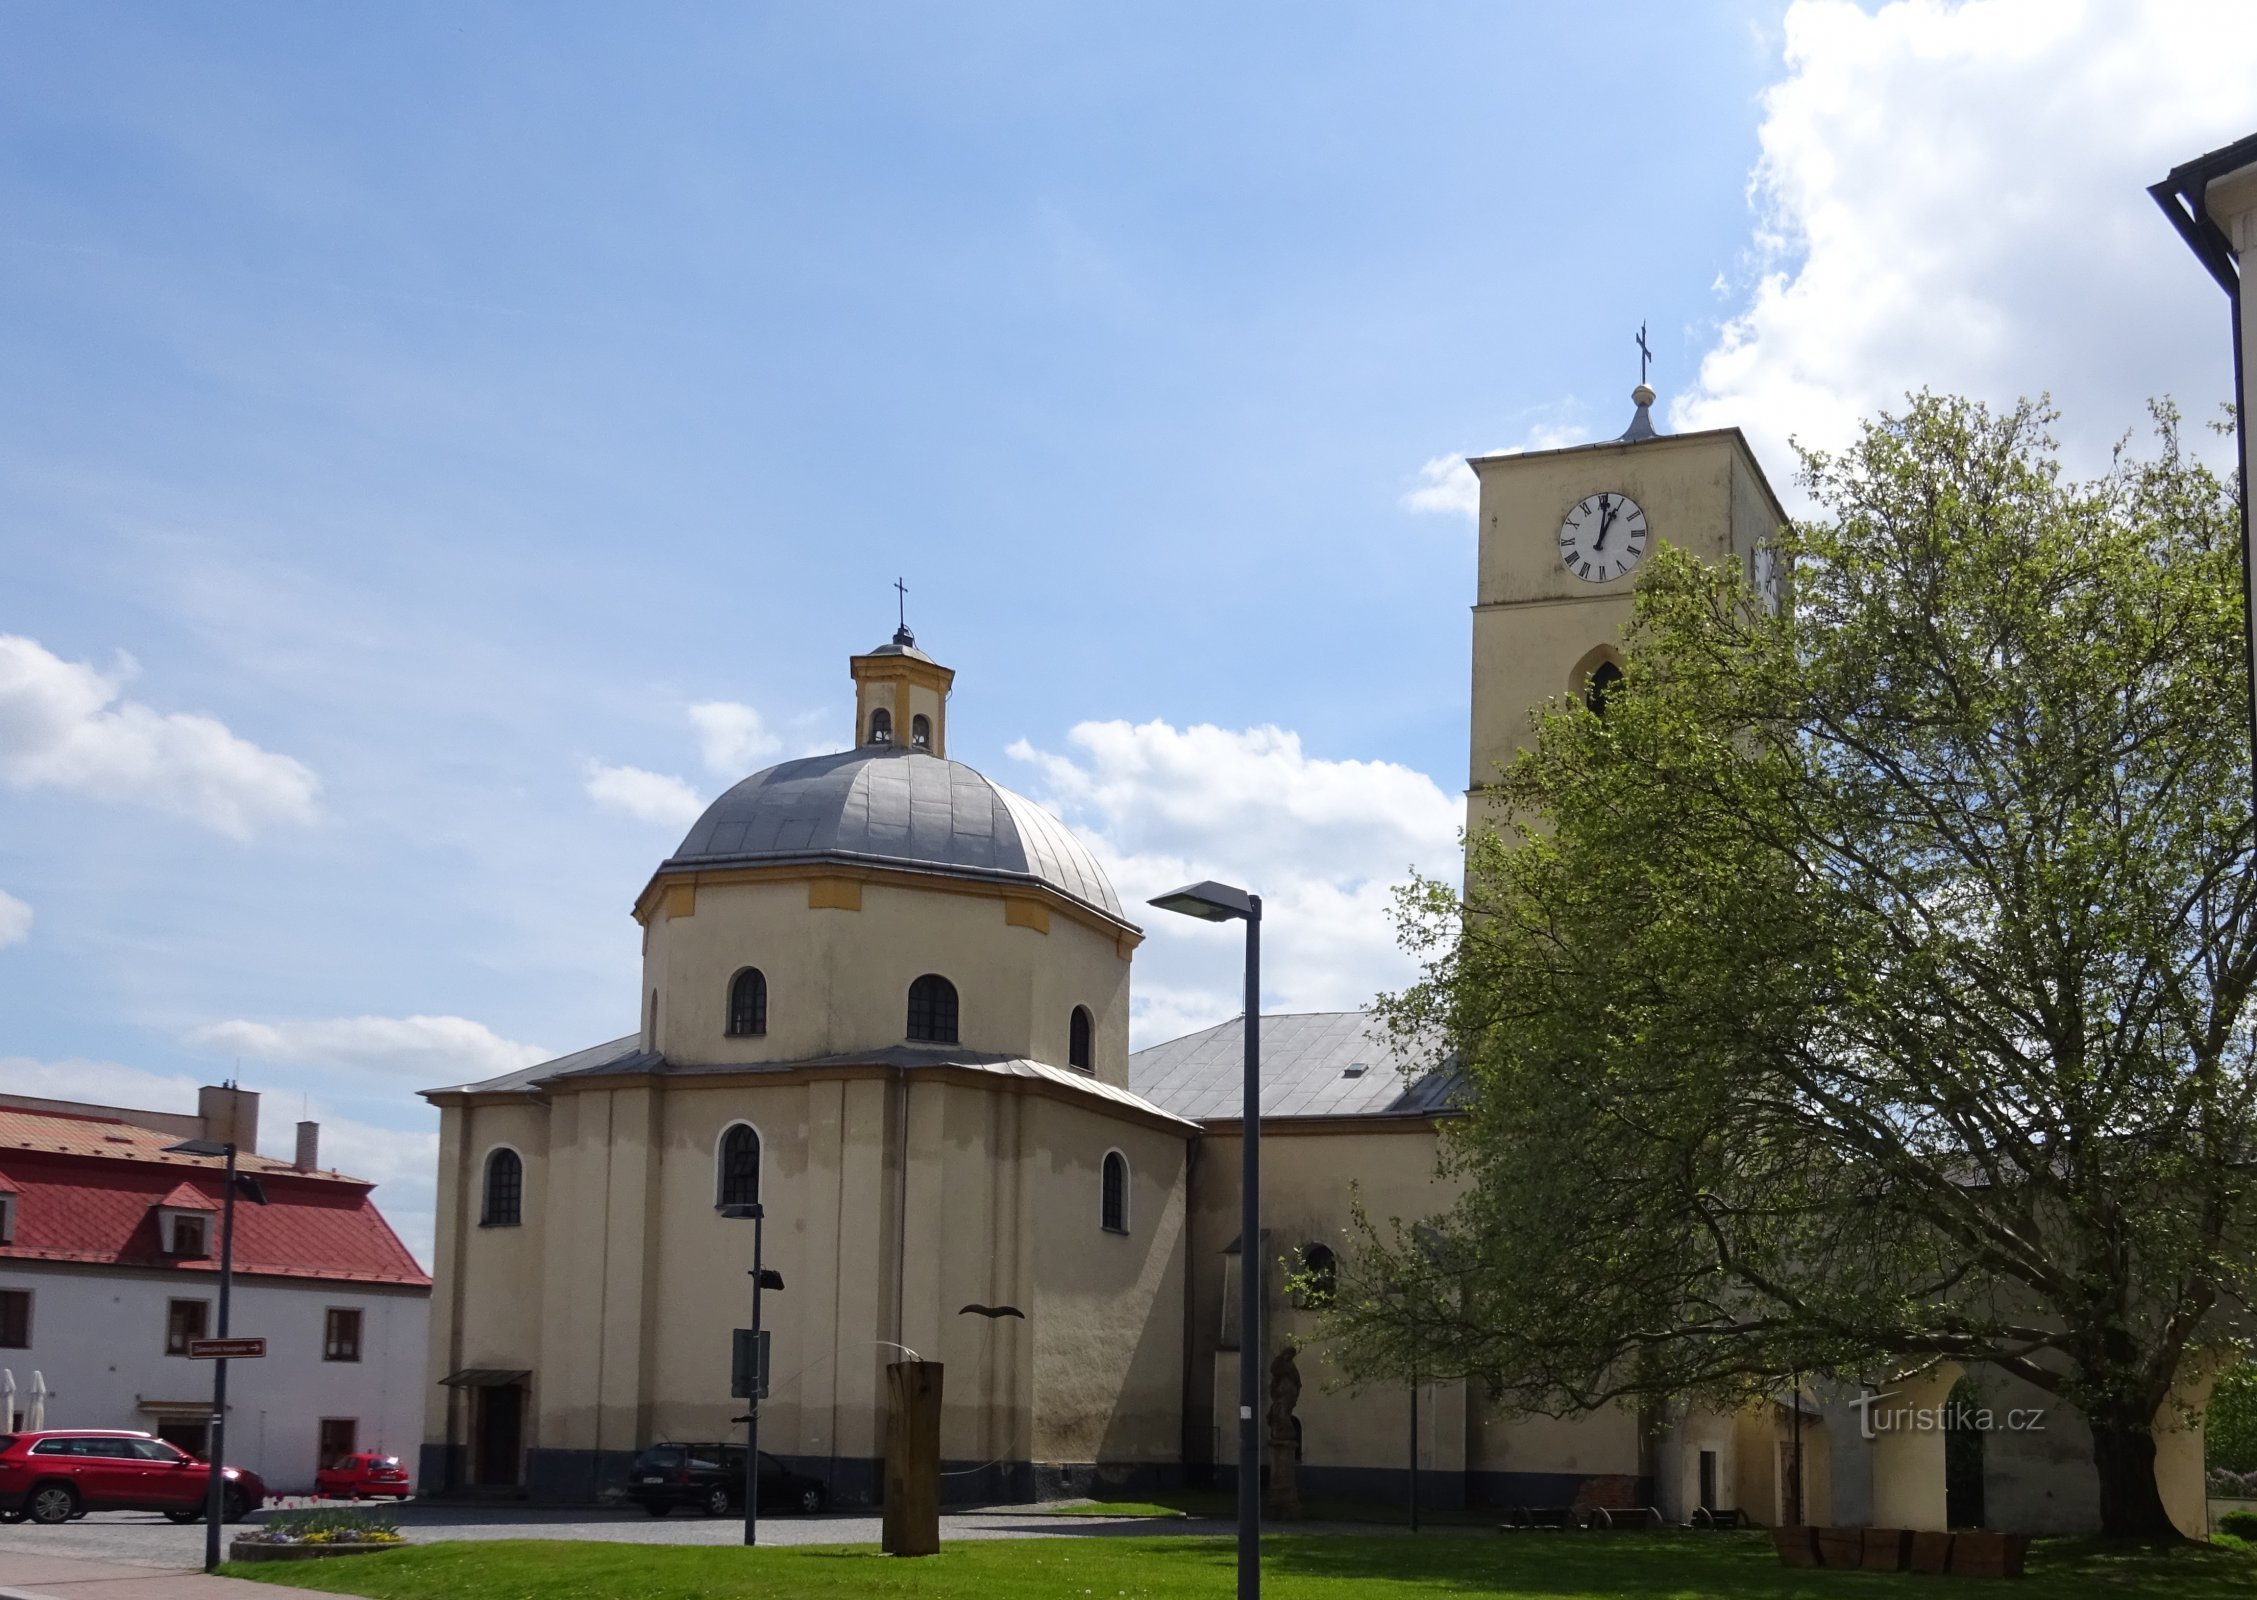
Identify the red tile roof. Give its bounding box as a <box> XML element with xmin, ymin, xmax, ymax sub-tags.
<box><xmin>0</xmin><ymin>1112</ymin><xmax>428</xmax><ymax>1289</ymax></box>
<box><xmin>155</xmin><ymin>1180</ymin><xmax>218</xmax><ymax>1212</ymax></box>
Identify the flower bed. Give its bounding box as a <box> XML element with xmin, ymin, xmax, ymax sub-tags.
<box><xmin>230</xmin><ymin>1505</ymin><xmax>407</xmax><ymax>1563</ymax></box>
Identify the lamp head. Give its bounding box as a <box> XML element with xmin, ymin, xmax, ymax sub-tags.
<box><xmin>1147</xmin><ymin>879</ymin><xmax>1256</xmax><ymax>923</ymax></box>
<box><xmin>163</xmin><ymin>1138</ymin><xmax>231</xmax><ymax>1159</ymax></box>
<box><xmin>719</xmin><ymin>1203</ymin><xmax>765</xmax><ymax>1222</ymax></box>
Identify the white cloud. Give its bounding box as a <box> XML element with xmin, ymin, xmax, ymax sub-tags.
<box><xmin>1678</xmin><ymin>0</ymin><xmax>2257</xmax><ymax>486</ymax></box>
<box><xmin>1402</xmin><ymin>422</ymin><xmax>1594</xmax><ymax>521</ymax></box>
<box><xmin>1007</xmin><ymin>721</ymin><xmax>1463</xmax><ymax>1046</ymax></box>
<box><xmin>0</xmin><ymin>634</ymin><xmax>319</xmax><ymax>838</ymax></box>
<box><xmin>585</xmin><ymin>762</ymin><xmax>706</xmax><ymax>827</ymax></box>
<box><xmin>0</xmin><ymin>891</ymin><xmax>28</xmax><ymax>949</ymax></box>
<box><xmin>689</xmin><ymin>700</ymin><xmax>780</xmax><ymax>774</ymax></box>
<box><xmin>188</xmin><ymin>1013</ymin><xmax>549</xmax><ymax>1087</ymax></box>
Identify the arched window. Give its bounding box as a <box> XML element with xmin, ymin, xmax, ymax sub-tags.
<box><xmin>910</xmin><ymin>714</ymin><xmax>931</xmax><ymax>749</ymax></box>
<box><xmin>868</xmin><ymin>707</ymin><xmax>893</xmax><ymax>745</ymax></box>
<box><xmin>1068</xmin><ymin>1006</ymin><xmax>1094</xmax><ymax>1072</ymax></box>
<box><xmin>727</xmin><ymin>968</ymin><xmax>768</xmax><ymax>1037</ymax></box>
<box><xmin>716</xmin><ymin>1123</ymin><xmax>761</xmax><ymax>1209</ymax></box>
<box><xmin>481</xmin><ymin>1148</ymin><xmax>523</xmax><ymax>1227</ymax></box>
<box><xmin>1297</xmin><ymin>1242</ymin><xmax>1338</xmax><ymax>1307</ymax></box>
<box><xmin>1586</xmin><ymin>660</ymin><xmax>1625</xmax><ymax>717</ymax></box>
<box><xmin>1101</xmin><ymin>1151</ymin><xmax>1129</xmax><ymax>1234</ymax></box>
<box><xmin>906</xmin><ymin>974</ymin><xmax>959</xmax><ymax>1043</ymax></box>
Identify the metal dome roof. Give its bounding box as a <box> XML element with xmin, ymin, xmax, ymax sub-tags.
<box><xmin>663</xmin><ymin>748</ymin><xmax>1124</xmax><ymax>920</ymax></box>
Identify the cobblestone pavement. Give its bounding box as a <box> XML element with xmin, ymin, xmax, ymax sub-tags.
<box><xmin>0</xmin><ymin>1500</ymin><xmax>1233</xmax><ymax>1567</ymax></box>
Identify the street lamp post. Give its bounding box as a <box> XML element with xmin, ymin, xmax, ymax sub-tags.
<box><xmin>1149</xmin><ymin>879</ymin><xmax>1262</xmax><ymax>1600</ymax></box>
<box><xmin>720</xmin><ymin>1202</ymin><xmax>783</xmax><ymax>1547</ymax></box>
<box><xmin>162</xmin><ymin>1137</ymin><xmax>266</xmax><ymax>1573</ymax></box>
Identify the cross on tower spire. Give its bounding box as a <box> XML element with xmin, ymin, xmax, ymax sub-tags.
<box><xmin>892</xmin><ymin>576</ymin><xmax>914</xmax><ymax>647</ymax></box>
<box><xmin>1636</xmin><ymin>320</ymin><xmax>1653</xmax><ymax>387</ymax></box>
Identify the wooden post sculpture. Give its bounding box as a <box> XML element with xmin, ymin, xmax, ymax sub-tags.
<box><xmin>883</xmin><ymin>1360</ymin><xmax>944</xmax><ymax>1556</ymax></box>
<box><xmin>1264</xmin><ymin>1344</ymin><xmax>1303</xmax><ymax>1520</ymax></box>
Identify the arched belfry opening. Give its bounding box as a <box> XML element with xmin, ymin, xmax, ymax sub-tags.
<box><xmin>1569</xmin><ymin>644</ymin><xmax>1627</xmax><ymax>718</ymax></box>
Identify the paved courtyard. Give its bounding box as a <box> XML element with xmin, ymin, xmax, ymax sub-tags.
<box><xmin>0</xmin><ymin>1499</ymin><xmax>1235</xmax><ymax>1566</ymax></box>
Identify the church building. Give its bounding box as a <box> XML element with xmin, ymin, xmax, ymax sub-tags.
<box><xmin>418</xmin><ymin>381</ymin><xmax>2220</xmax><ymax>1536</ymax></box>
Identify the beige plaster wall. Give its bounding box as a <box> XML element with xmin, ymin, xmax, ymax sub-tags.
<box><xmin>422</xmin><ymin>1099</ymin><xmax>550</xmax><ymax>1456</ymax></box>
<box><xmin>645</xmin><ymin>877</ymin><xmax>1133</xmax><ymax>1086</ymax></box>
<box><xmin>430</xmin><ymin>1066</ymin><xmax>1189</xmax><ymax>1483</ymax></box>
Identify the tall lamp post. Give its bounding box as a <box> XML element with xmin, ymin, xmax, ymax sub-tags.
<box><xmin>161</xmin><ymin>1137</ymin><xmax>266</xmax><ymax>1573</ymax></box>
<box><xmin>1148</xmin><ymin>879</ymin><xmax>1262</xmax><ymax>1600</ymax></box>
<box><xmin>720</xmin><ymin>1202</ymin><xmax>784</xmax><ymax>1547</ymax></box>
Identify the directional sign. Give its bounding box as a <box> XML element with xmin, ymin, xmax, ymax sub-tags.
<box><xmin>185</xmin><ymin>1337</ymin><xmax>266</xmax><ymax>1360</ymax></box>
<box><xmin>731</xmin><ymin>1329</ymin><xmax>770</xmax><ymax>1400</ymax></box>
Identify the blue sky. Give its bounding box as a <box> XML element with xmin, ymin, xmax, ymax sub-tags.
<box><xmin>2</xmin><ymin>0</ymin><xmax>2249</xmax><ymax>1259</ymax></box>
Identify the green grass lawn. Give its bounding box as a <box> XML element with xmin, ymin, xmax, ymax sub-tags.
<box><xmin>224</xmin><ymin>1530</ymin><xmax>2257</xmax><ymax>1599</ymax></box>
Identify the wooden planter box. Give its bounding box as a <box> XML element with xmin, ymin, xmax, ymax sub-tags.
<box><xmin>1770</xmin><ymin>1525</ymin><xmax>1818</xmax><ymax>1567</ymax></box>
<box><xmin>1946</xmin><ymin>1531</ymin><xmax>2030</xmax><ymax>1578</ymax></box>
<box><xmin>229</xmin><ymin>1539</ymin><xmax>406</xmax><ymax>1563</ymax></box>
<box><xmin>1813</xmin><ymin>1526</ymin><xmax>1865</xmax><ymax>1569</ymax></box>
<box><xmin>1860</xmin><ymin>1529</ymin><xmax>1910</xmax><ymax>1571</ymax></box>
<box><xmin>1908</xmin><ymin>1530</ymin><xmax>1954</xmax><ymax>1574</ymax></box>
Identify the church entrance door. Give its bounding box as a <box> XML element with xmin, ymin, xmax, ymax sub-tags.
<box><xmin>473</xmin><ymin>1383</ymin><xmax>524</xmax><ymax>1486</ymax></box>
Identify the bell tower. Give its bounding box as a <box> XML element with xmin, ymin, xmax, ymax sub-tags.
<box><xmin>850</xmin><ymin>620</ymin><xmax>954</xmax><ymax>756</ymax></box>
<box><xmin>1466</xmin><ymin>378</ymin><xmax>1787</xmax><ymax>835</ymax></box>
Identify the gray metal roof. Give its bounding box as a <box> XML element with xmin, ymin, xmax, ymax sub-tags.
<box><xmin>661</xmin><ymin>748</ymin><xmax>1123</xmax><ymax>920</ymax></box>
<box><xmin>1128</xmin><ymin>1010</ymin><xmax>1461</xmax><ymax>1121</ymax></box>
<box><xmin>424</xmin><ymin>1036</ymin><xmax>1192</xmax><ymax>1130</ymax></box>
<box><xmin>422</xmin><ymin>1034</ymin><xmax>643</xmax><ymax>1098</ymax></box>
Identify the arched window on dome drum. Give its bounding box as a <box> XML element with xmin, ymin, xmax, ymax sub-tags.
<box><xmin>1586</xmin><ymin>660</ymin><xmax>1624</xmax><ymax>718</ymax></box>
<box><xmin>906</xmin><ymin>974</ymin><xmax>959</xmax><ymax>1044</ymax></box>
<box><xmin>1068</xmin><ymin>1006</ymin><xmax>1094</xmax><ymax>1072</ymax></box>
<box><xmin>868</xmin><ymin>707</ymin><xmax>893</xmax><ymax>745</ymax></box>
<box><xmin>1101</xmin><ymin>1151</ymin><xmax>1129</xmax><ymax>1234</ymax></box>
<box><xmin>717</xmin><ymin>1124</ymin><xmax>760</xmax><ymax>1210</ymax></box>
<box><xmin>726</xmin><ymin>968</ymin><xmax>768</xmax><ymax>1037</ymax></box>
<box><xmin>911</xmin><ymin>713</ymin><xmax>931</xmax><ymax>749</ymax></box>
<box><xmin>481</xmin><ymin>1148</ymin><xmax>522</xmax><ymax>1227</ymax></box>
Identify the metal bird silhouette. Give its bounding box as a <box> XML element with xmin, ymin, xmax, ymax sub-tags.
<box><xmin>957</xmin><ymin>1304</ymin><xmax>1025</xmax><ymax>1319</ymax></box>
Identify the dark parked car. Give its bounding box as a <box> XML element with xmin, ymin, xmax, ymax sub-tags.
<box><xmin>0</xmin><ymin>1430</ymin><xmax>266</xmax><ymax>1524</ymax></box>
<box><xmin>625</xmin><ymin>1443</ymin><xmax>826</xmax><ymax>1516</ymax></box>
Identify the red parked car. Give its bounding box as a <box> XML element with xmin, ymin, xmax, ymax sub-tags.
<box><xmin>313</xmin><ymin>1452</ymin><xmax>411</xmax><ymax>1500</ymax></box>
<box><xmin>0</xmin><ymin>1430</ymin><xmax>265</xmax><ymax>1524</ymax></box>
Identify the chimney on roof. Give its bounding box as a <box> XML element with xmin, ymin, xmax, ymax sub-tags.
<box><xmin>295</xmin><ymin>1120</ymin><xmax>319</xmax><ymax>1173</ymax></box>
<box><xmin>197</xmin><ymin>1083</ymin><xmax>260</xmax><ymax>1155</ymax></box>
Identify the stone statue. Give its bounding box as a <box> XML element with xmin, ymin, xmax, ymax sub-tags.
<box><xmin>1264</xmin><ymin>1344</ymin><xmax>1302</xmax><ymax>1519</ymax></box>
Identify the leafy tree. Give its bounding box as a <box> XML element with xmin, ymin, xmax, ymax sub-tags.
<box><xmin>2211</xmin><ymin>1362</ymin><xmax>2257</xmax><ymax>1476</ymax></box>
<box><xmin>1330</xmin><ymin>395</ymin><xmax>2255</xmax><ymax>1539</ymax></box>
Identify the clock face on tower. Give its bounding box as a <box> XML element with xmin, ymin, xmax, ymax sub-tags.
<box><xmin>1558</xmin><ymin>492</ymin><xmax>1648</xmax><ymax>583</ymax></box>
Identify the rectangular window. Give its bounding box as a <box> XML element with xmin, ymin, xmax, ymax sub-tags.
<box><xmin>169</xmin><ymin>1215</ymin><xmax>208</xmax><ymax>1257</ymax></box>
<box><xmin>324</xmin><ymin>1307</ymin><xmax>363</xmax><ymax>1363</ymax></box>
<box><xmin>318</xmin><ymin>1418</ymin><xmax>357</xmax><ymax>1471</ymax></box>
<box><xmin>0</xmin><ymin>1195</ymin><xmax>15</xmax><ymax>1244</ymax></box>
<box><xmin>0</xmin><ymin>1289</ymin><xmax>27</xmax><ymax>1349</ymax></box>
<box><xmin>165</xmin><ymin>1298</ymin><xmax>209</xmax><ymax>1355</ymax></box>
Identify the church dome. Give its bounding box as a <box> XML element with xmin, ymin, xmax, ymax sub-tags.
<box><xmin>664</xmin><ymin>747</ymin><xmax>1124</xmax><ymax>920</ymax></box>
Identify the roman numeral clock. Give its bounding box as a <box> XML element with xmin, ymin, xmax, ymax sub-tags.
<box><xmin>1462</xmin><ymin>351</ymin><xmax>1789</xmax><ymax>842</ymax></box>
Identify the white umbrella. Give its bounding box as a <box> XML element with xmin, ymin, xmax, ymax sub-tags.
<box><xmin>28</xmin><ymin>1372</ymin><xmax>45</xmax><ymax>1432</ymax></box>
<box><xmin>2</xmin><ymin>1369</ymin><xmax>13</xmax><ymax>1432</ymax></box>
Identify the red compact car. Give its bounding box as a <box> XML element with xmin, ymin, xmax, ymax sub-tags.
<box><xmin>0</xmin><ymin>1430</ymin><xmax>266</xmax><ymax>1524</ymax></box>
<box><xmin>313</xmin><ymin>1452</ymin><xmax>411</xmax><ymax>1500</ymax></box>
